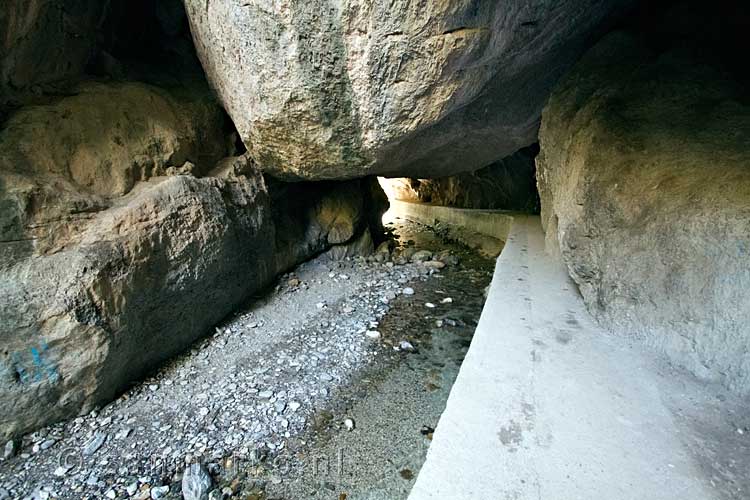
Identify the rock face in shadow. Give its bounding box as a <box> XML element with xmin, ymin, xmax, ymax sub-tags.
<box><xmin>0</xmin><ymin>1</ymin><xmax>108</xmax><ymax>95</ymax></box>
<box><xmin>0</xmin><ymin>84</ymin><xmax>386</xmax><ymax>439</ymax></box>
<box><xmin>537</xmin><ymin>32</ymin><xmax>750</xmax><ymax>394</ymax></box>
<box><xmin>271</xmin><ymin>177</ymin><xmax>388</xmax><ymax>271</ymax></box>
<box><xmin>385</xmin><ymin>145</ymin><xmax>540</xmax><ymax>211</ymax></box>
<box><xmin>183</xmin><ymin>0</ymin><xmax>633</xmax><ymax>180</ymax></box>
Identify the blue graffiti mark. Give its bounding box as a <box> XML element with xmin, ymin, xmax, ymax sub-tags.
<box><xmin>2</xmin><ymin>343</ymin><xmax>60</xmax><ymax>385</ymax></box>
<box><xmin>31</xmin><ymin>347</ymin><xmax>44</xmax><ymax>382</ymax></box>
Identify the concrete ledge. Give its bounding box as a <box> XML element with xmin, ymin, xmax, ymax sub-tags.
<box><xmin>408</xmin><ymin>214</ymin><xmax>740</xmax><ymax>500</ymax></box>
<box><xmin>387</xmin><ymin>200</ymin><xmax>513</xmax><ymax>257</ymax></box>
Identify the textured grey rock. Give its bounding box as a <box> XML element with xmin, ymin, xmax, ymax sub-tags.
<box><xmin>0</xmin><ymin>168</ymin><xmax>274</xmax><ymax>440</ymax></box>
<box><xmin>0</xmin><ymin>81</ymin><xmax>228</xmax><ymax>270</ymax></box>
<box><xmin>0</xmin><ymin>82</ymin><xmax>387</xmax><ymax>440</ymax></box>
<box><xmin>182</xmin><ymin>463</ymin><xmax>212</xmax><ymax>500</ymax></box>
<box><xmin>2</xmin><ymin>440</ymin><xmax>15</xmax><ymax>460</ymax></box>
<box><xmin>0</xmin><ymin>1</ymin><xmax>107</xmax><ymax>95</ymax></box>
<box><xmin>537</xmin><ymin>32</ymin><xmax>750</xmax><ymax>394</ymax></box>
<box><xmin>150</xmin><ymin>485</ymin><xmax>169</xmax><ymax>499</ymax></box>
<box><xmin>83</xmin><ymin>432</ymin><xmax>107</xmax><ymax>456</ymax></box>
<box><xmin>184</xmin><ymin>0</ymin><xmax>633</xmax><ymax>179</ymax></box>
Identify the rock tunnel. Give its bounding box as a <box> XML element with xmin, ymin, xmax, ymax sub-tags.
<box><xmin>0</xmin><ymin>0</ymin><xmax>748</xmax><ymax>498</ymax></box>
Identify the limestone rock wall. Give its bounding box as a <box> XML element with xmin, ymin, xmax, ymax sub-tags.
<box><xmin>537</xmin><ymin>32</ymin><xmax>750</xmax><ymax>393</ymax></box>
<box><xmin>183</xmin><ymin>0</ymin><xmax>633</xmax><ymax>180</ymax></box>
<box><xmin>0</xmin><ymin>1</ymin><xmax>107</xmax><ymax>95</ymax></box>
<box><xmin>0</xmin><ymin>84</ymin><xmax>386</xmax><ymax>439</ymax></box>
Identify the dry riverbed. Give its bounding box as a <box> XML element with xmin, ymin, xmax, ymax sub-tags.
<box><xmin>0</xmin><ymin>218</ymin><xmax>495</xmax><ymax>500</ymax></box>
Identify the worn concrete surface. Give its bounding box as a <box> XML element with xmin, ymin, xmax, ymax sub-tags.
<box><xmin>409</xmin><ymin>214</ymin><xmax>750</xmax><ymax>500</ymax></box>
<box><xmin>387</xmin><ymin>200</ymin><xmax>511</xmax><ymax>257</ymax></box>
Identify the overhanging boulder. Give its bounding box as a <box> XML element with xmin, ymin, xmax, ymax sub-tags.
<box><xmin>183</xmin><ymin>0</ymin><xmax>633</xmax><ymax>180</ymax></box>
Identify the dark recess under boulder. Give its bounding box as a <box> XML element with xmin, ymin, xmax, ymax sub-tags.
<box><xmin>386</xmin><ymin>145</ymin><xmax>541</xmax><ymax>212</ymax></box>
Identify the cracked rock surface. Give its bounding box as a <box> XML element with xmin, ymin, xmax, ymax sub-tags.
<box><xmin>183</xmin><ymin>0</ymin><xmax>633</xmax><ymax>179</ymax></box>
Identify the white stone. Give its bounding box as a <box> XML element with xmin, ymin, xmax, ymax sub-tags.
<box><xmin>150</xmin><ymin>485</ymin><xmax>169</xmax><ymax>499</ymax></box>
<box><xmin>182</xmin><ymin>463</ymin><xmax>212</xmax><ymax>500</ymax></box>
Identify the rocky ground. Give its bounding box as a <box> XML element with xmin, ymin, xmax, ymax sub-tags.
<box><xmin>0</xmin><ymin>218</ymin><xmax>496</xmax><ymax>500</ymax></box>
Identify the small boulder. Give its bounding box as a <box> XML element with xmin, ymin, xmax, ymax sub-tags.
<box><xmin>83</xmin><ymin>431</ymin><xmax>107</xmax><ymax>456</ymax></box>
<box><xmin>411</xmin><ymin>250</ymin><xmax>433</xmax><ymax>263</ymax></box>
<box><xmin>3</xmin><ymin>440</ymin><xmax>17</xmax><ymax>460</ymax></box>
<box><xmin>182</xmin><ymin>463</ymin><xmax>213</xmax><ymax>500</ymax></box>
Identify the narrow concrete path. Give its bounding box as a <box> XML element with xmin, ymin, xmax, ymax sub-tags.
<box><xmin>409</xmin><ymin>215</ymin><xmax>748</xmax><ymax>500</ymax></box>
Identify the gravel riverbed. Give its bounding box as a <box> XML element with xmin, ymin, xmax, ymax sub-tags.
<box><xmin>0</xmin><ymin>218</ymin><xmax>496</xmax><ymax>500</ymax></box>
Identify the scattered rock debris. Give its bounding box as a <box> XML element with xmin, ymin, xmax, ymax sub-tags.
<box><xmin>0</xmin><ymin>218</ymin><xmax>494</xmax><ymax>500</ymax></box>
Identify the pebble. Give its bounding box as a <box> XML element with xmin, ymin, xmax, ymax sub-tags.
<box><xmin>344</xmin><ymin>418</ymin><xmax>356</xmax><ymax>431</ymax></box>
<box><xmin>399</xmin><ymin>340</ymin><xmax>416</xmax><ymax>352</ymax></box>
<box><xmin>365</xmin><ymin>330</ymin><xmax>381</xmax><ymax>339</ymax></box>
<box><xmin>40</xmin><ymin>439</ymin><xmax>56</xmax><ymax>451</ymax></box>
<box><xmin>148</xmin><ymin>384</ymin><xmax>159</xmax><ymax>392</ymax></box>
<box><xmin>53</xmin><ymin>465</ymin><xmax>71</xmax><ymax>477</ymax></box>
<box><xmin>411</xmin><ymin>250</ymin><xmax>433</xmax><ymax>263</ymax></box>
<box><xmin>3</xmin><ymin>440</ymin><xmax>16</xmax><ymax>460</ymax></box>
<box><xmin>151</xmin><ymin>485</ymin><xmax>170</xmax><ymax>499</ymax></box>
<box><xmin>126</xmin><ymin>483</ymin><xmax>139</xmax><ymax>496</ymax></box>
<box><xmin>441</xmin><ymin>297</ymin><xmax>453</xmax><ymax>304</ymax></box>
<box><xmin>258</xmin><ymin>390</ymin><xmax>274</xmax><ymax>400</ymax></box>
<box><xmin>423</xmin><ymin>260</ymin><xmax>446</xmax><ymax>269</ymax></box>
<box><xmin>288</xmin><ymin>401</ymin><xmax>301</xmax><ymax>412</ymax></box>
<box><xmin>115</xmin><ymin>428</ymin><xmax>132</xmax><ymax>440</ymax></box>
<box><xmin>182</xmin><ymin>463</ymin><xmax>213</xmax><ymax>500</ymax></box>
<box><xmin>83</xmin><ymin>431</ymin><xmax>107</xmax><ymax>456</ymax></box>
<box><xmin>105</xmin><ymin>489</ymin><xmax>117</xmax><ymax>499</ymax></box>
<box><xmin>425</xmin><ymin>303</ymin><xmax>436</xmax><ymax>308</ymax></box>
<box><xmin>402</xmin><ymin>287</ymin><xmax>415</xmax><ymax>295</ymax></box>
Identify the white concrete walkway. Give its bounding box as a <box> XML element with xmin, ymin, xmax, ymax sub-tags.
<box><xmin>408</xmin><ymin>215</ymin><xmax>747</xmax><ymax>500</ymax></box>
